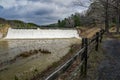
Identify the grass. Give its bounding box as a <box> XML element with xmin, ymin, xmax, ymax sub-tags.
<box><xmin>86</xmin><ymin>44</ymin><xmax>105</xmax><ymax>80</ymax></box>
<box><xmin>79</xmin><ymin>27</ymin><xmax>101</xmax><ymax>38</ymax></box>
<box><xmin>14</xmin><ymin>75</ymin><xmax>19</xmax><ymax>80</ymax></box>
<box><xmin>103</xmin><ymin>32</ymin><xmax>120</xmax><ymax>40</ymax></box>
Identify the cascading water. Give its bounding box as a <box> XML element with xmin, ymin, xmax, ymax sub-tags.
<box><xmin>5</xmin><ymin>28</ymin><xmax>81</xmax><ymax>39</ymax></box>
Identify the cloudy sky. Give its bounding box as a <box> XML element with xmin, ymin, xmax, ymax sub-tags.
<box><xmin>0</xmin><ymin>0</ymin><xmax>89</xmax><ymax>25</ymax></box>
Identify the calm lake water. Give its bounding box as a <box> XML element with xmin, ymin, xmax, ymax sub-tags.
<box><xmin>0</xmin><ymin>39</ymin><xmax>80</xmax><ymax>80</ymax></box>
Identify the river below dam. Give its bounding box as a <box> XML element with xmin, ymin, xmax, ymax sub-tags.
<box><xmin>0</xmin><ymin>38</ymin><xmax>80</xmax><ymax>80</ymax></box>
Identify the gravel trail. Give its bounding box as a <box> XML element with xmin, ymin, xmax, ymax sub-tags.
<box><xmin>98</xmin><ymin>39</ymin><xmax>120</xmax><ymax>80</ymax></box>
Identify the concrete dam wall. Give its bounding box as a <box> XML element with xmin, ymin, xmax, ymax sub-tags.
<box><xmin>5</xmin><ymin>28</ymin><xmax>80</xmax><ymax>39</ymax></box>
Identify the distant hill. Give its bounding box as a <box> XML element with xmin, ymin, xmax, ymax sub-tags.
<box><xmin>0</xmin><ymin>18</ymin><xmax>40</xmax><ymax>29</ymax></box>
<box><xmin>0</xmin><ymin>18</ymin><xmax>42</xmax><ymax>38</ymax></box>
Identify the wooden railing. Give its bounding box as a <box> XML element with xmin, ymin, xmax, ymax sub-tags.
<box><xmin>45</xmin><ymin>29</ymin><xmax>105</xmax><ymax>80</ymax></box>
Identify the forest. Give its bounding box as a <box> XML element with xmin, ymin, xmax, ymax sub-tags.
<box><xmin>47</xmin><ymin>0</ymin><xmax>120</xmax><ymax>33</ymax></box>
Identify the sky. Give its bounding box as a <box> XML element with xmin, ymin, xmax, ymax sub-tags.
<box><xmin>0</xmin><ymin>0</ymin><xmax>90</xmax><ymax>25</ymax></box>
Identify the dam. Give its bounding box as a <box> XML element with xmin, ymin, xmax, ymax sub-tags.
<box><xmin>5</xmin><ymin>28</ymin><xmax>81</xmax><ymax>39</ymax></box>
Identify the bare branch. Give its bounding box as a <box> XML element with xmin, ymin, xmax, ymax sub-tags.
<box><xmin>73</xmin><ymin>0</ymin><xmax>92</xmax><ymax>8</ymax></box>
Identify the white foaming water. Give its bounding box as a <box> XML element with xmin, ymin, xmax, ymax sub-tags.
<box><xmin>5</xmin><ymin>28</ymin><xmax>81</xmax><ymax>39</ymax></box>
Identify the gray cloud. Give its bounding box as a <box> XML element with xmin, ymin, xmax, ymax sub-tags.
<box><xmin>34</xmin><ymin>9</ymin><xmax>53</xmax><ymax>16</ymax></box>
<box><xmin>0</xmin><ymin>0</ymin><xmax>88</xmax><ymax>25</ymax></box>
<box><xmin>0</xmin><ymin>5</ymin><xmax>3</xmax><ymax>9</ymax></box>
<box><xmin>0</xmin><ymin>5</ymin><xmax>3</xmax><ymax>11</ymax></box>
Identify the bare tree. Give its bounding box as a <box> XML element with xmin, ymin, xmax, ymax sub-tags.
<box><xmin>75</xmin><ymin>0</ymin><xmax>120</xmax><ymax>33</ymax></box>
<box><xmin>116</xmin><ymin>0</ymin><xmax>120</xmax><ymax>33</ymax></box>
<box><xmin>75</xmin><ymin>0</ymin><xmax>110</xmax><ymax>29</ymax></box>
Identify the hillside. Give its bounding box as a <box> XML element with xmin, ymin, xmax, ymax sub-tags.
<box><xmin>0</xmin><ymin>18</ymin><xmax>39</xmax><ymax>29</ymax></box>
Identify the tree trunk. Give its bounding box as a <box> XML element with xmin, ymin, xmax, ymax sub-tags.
<box><xmin>116</xmin><ymin>0</ymin><xmax>120</xmax><ymax>33</ymax></box>
<box><xmin>105</xmin><ymin>0</ymin><xmax>109</xmax><ymax>33</ymax></box>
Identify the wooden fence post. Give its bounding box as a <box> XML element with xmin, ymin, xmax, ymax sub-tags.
<box><xmin>81</xmin><ymin>38</ymin><xmax>86</xmax><ymax>61</ymax></box>
<box><xmin>81</xmin><ymin>38</ymin><xmax>85</xmax><ymax>48</ymax></box>
<box><xmin>95</xmin><ymin>32</ymin><xmax>99</xmax><ymax>51</ymax></box>
<box><xmin>84</xmin><ymin>38</ymin><xmax>88</xmax><ymax>76</ymax></box>
<box><xmin>99</xmin><ymin>29</ymin><xmax>105</xmax><ymax>43</ymax></box>
<box><xmin>99</xmin><ymin>30</ymin><xmax>103</xmax><ymax>43</ymax></box>
<box><xmin>80</xmin><ymin>38</ymin><xmax>88</xmax><ymax>76</ymax></box>
<box><xmin>80</xmin><ymin>38</ymin><xmax>85</xmax><ymax>75</ymax></box>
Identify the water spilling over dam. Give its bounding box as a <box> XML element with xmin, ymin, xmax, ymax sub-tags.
<box><xmin>5</xmin><ymin>28</ymin><xmax>81</xmax><ymax>39</ymax></box>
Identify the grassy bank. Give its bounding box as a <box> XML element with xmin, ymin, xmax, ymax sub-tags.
<box><xmin>84</xmin><ymin>44</ymin><xmax>105</xmax><ymax>80</ymax></box>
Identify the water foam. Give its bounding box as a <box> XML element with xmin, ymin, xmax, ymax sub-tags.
<box><xmin>5</xmin><ymin>28</ymin><xmax>81</xmax><ymax>39</ymax></box>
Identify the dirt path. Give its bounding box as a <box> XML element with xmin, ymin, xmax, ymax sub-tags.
<box><xmin>97</xmin><ymin>38</ymin><xmax>120</xmax><ymax>80</ymax></box>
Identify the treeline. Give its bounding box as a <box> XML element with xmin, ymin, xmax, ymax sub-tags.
<box><xmin>46</xmin><ymin>13</ymin><xmax>96</xmax><ymax>28</ymax></box>
<box><xmin>56</xmin><ymin>0</ymin><xmax>120</xmax><ymax>30</ymax></box>
<box><xmin>57</xmin><ymin>14</ymin><xmax>80</xmax><ymax>28</ymax></box>
<box><xmin>59</xmin><ymin>13</ymin><xmax>97</xmax><ymax>28</ymax></box>
<box><xmin>0</xmin><ymin>18</ymin><xmax>39</xmax><ymax>29</ymax></box>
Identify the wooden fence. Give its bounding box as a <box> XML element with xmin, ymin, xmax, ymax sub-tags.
<box><xmin>45</xmin><ymin>29</ymin><xmax>105</xmax><ymax>80</ymax></box>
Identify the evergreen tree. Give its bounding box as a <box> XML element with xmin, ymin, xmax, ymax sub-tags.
<box><xmin>58</xmin><ymin>19</ymin><xmax>66</xmax><ymax>27</ymax></box>
<box><xmin>58</xmin><ymin>20</ymin><xmax>61</xmax><ymax>27</ymax></box>
<box><xmin>73</xmin><ymin>14</ymin><xmax>81</xmax><ymax>27</ymax></box>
